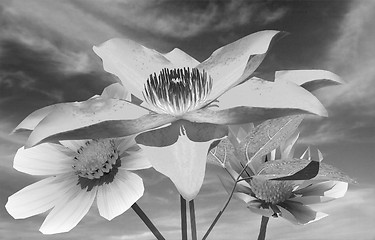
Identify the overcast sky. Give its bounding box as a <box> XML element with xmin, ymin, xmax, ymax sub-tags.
<box><xmin>1</xmin><ymin>0</ymin><xmax>375</xmax><ymax>239</ymax></box>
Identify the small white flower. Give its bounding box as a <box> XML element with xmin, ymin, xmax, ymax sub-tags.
<box><xmin>6</xmin><ymin>136</ymin><xmax>151</xmax><ymax>234</ymax></box>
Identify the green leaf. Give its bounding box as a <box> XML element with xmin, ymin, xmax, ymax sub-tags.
<box><xmin>237</xmin><ymin>115</ymin><xmax>304</xmax><ymax>173</ymax></box>
<box><xmin>257</xmin><ymin>158</ymin><xmax>355</xmax><ymax>183</ymax></box>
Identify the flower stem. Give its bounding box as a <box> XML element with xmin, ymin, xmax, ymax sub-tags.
<box><xmin>131</xmin><ymin>203</ymin><xmax>165</xmax><ymax>240</ymax></box>
<box><xmin>180</xmin><ymin>195</ymin><xmax>188</xmax><ymax>240</ymax></box>
<box><xmin>257</xmin><ymin>216</ymin><xmax>269</xmax><ymax>240</ymax></box>
<box><xmin>202</xmin><ymin>165</ymin><xmax>249</xmax><ymax>240</ymax></box>
<box><xmin>189</xmin><ymin>200</ymin><xmax>197</xmax><ymax>240</ymax></box>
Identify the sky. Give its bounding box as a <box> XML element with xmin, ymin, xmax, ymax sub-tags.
<box><xmin>0</xmin><ymin>0</ymin><xmax>375</xmax><ymax>239</ymax></box>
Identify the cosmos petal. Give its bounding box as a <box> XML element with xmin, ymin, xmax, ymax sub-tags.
<box><xmin>97</xmin><ymin>169</ymin><xmax>144</xmax><ymax>220</ymax></box>
<box><xmin>25</xmin><ymin>97</ymin><xmax>175</xmax><ymax>147</ymax></box>
<box><xmin>136</xmin><ymin>121</ymin><xmax>227</xmax><ymax>200</ymax></box>
<box><xmin>217</xmin><ymin>77</ymin><xmax>328</xmax><ymax>119</ymax></box>
<box><xmin>59</xmin><ymin>140</ymin><xmax>88</xmax><ymax>153</ymax></box>
<box><xmin>14</xmin><ymin>144</ymin><xmax>73</xmax><ymax>175</ymax></box>
<box><xmin>278</xmin><ymin>202</ymin><xmax>327</xmax><ymax>225</ymax></box>
<box><xmin>93</xmin><ymin>38</ymin><xmax>174</xmax><ymax>101</ymax></box>
<box><xmin>198</xmin><ymin>30</ymin><xmax>283</xmax><ymax>101</ymax></box>
<box><xmin>163</xmin><ymin>48</ymin><xmax>200</xmax><ymax>68</ymax></box>
<box><xmin>247</xmin><ymin>202</ymin><xmax>274</xmax><ymax>217</ymax></box>
<box><xmin>119</xmin><ymin>151</ymin><xmax>152</xmax><ymax>170</ymax></box>
<box><xmin>233</xmin><ymin>192</ymin><xmax>257</xmax><ymax>203</ymax></box>
<box><xmin>39</xmin><ymin>184</ymin><xmax>97</xmax><ymax>234</ymax></box>
<box><xmin>5</xmin><ymin>174</ymin><xmax>77</xmax><ymax>219</ymax></box>
<box><xmin>289</xmin><ymin>196</ymin><xmax>334</xmax><ymax>205</ymax></box>
<box><xmin>275</xmin><ymin>70</ymin><xmax>343</xmax><ymax>92</ymax></box>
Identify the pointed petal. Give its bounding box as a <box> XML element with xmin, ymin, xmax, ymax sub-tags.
<box><xmin>278</xmin><ymin>202</ymin><xmax>327</xmax><ymax>225</ymax></box>
<box><xmin>136</xmin><ymin>120</ymin><xmax>227</xmax><ymax>200</ymax></box>
<box><xmin>40</xmin><ymin>185</ymin><xmax>97</xmax><ymax>234</ymax></box>
<box><xmin>5</xmin><ymin>174</ymin><xmax>78</xmax><ymax>219</ymax></box>
<box><xmin>280</xmin><ymin>131</ymin><xmax>300</xmax><ymax>159</ymax></box>
<box><xmin>14</xmin><ymin>144</ymin><xmax>73</xmax><ymax>175</ymax></box>
<box><xmin>163</xmin><ymin>48</ymin><xmax>200</xmax><ymax>68</ymax></box>
<box><xmin>198</xmin><ymin>30</ymin><xmax>283</xmax><ymax>101</ymax></box>
<box><xmin>300</xmin><ymin>146</ymin><xmax>311</xmax><ymax>160</ymax></box>
<box><xmin>217</xmin><ymin>78</ymin><xmax>327</xmax><ymax>118</ymax></box>
<box><xmin>295</xmin><ymin>181</ymin><xmax>348</xmax><ymax>198</ymax></box>
<box><xmin>97</xmin><ymin>169</ymin><xmax>144</xmax><ymax>220</ymax></box>
<box><xmin>275</xmin><ymin>70</ymin><xmax>343</xmax><ymax>92</ymax></box>
<box><xmin>12</xmin><ymin>104</ymin><xmax>58</xmax><ymax>133</ymax></box>
<box><xmin>93</xmin><ymin>38</ymin><xmax>174</xmax><ymax>100</ymax></box>
<box><xmin>101</xmin><ymin>83</ymin><xmax>129</xmax><ymax>100</ymax></box>
<box><xmin>25</xmin><ymin>97</ymin><xmax>175</xmax><ymax>147</ymax></box>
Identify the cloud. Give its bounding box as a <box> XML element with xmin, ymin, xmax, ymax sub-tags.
<box><xmin>299</xmin><ymin>0</ymin><xmax>375</xmax><ymax>145</ymax></box>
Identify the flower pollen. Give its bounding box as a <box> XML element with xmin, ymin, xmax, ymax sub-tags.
<box><xmin>143</xmin><ymin>68</ymin><xmax>212</xmax><ymax>116</ymax></box>
<box><xmin>72</xmin><ymin>139</ymin><xmax>118</xmax><ymax>179</ymax></box>
<box><xmin>250</xmin><ymin>178</ymin><xmax>294</xmax><ymax>205</ymax></box>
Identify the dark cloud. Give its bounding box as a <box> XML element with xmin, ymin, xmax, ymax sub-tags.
<box><xmin>0</xmin><ymin>39</ymin><xmax>115</xmax><ymax>125</ymax></box>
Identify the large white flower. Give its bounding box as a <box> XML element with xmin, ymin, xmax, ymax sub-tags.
<box><xmin>21</xmin><ymin>31</ymin><xmax>341</xmax><ymax>200</ymax></box>
<box><xmin>6</xmin><ymin>136</ymin><xmax>151</xmax><ymax>234</ymax></box>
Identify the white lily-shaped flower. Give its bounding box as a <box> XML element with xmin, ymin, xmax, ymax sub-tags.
<box><xmin>6</xmin><ymin>136</ymin><xmax>151</xmax><ymax>234</ymax></box>
<box><xmin>20</xmin><ymin>30</ymin><xmax>341</xmax><ymax>200</ymax></box>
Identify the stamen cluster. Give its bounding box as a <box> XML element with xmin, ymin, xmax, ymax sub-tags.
<box><xmin>72</xmin><ymin>139</ymin><xmax>118</xmax><ymax>179</ymax></box>
<box><xmin>143</xmin><ymin>68</ymin><xmax>212</xmax><ymax>115</ymax></box>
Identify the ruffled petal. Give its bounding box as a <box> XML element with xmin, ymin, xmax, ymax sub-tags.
<box><xmin>14</xmin><ymin>144</ymin><xmax>73</xmax><ymax>175</ymax></box>
<box><xmin>275</xmin><ymin>70</ymin><xmax>343</xmax><ymax>92</ymax></box>
<box><xmin>25</xmin><ymin>97</ymin><xmax>175</xmax><ymax>148</ymax></box>
<box><xmin>163</xmin><ymin>48</ymin><xmax>200</xmax><ymax>68</ymax></box>
<box><xmin>93</xmin><ymin>38</ymin><xmax>174</xmax><ymax>101</ymax></box>
<box><xmin>119</xmin><ymin>151</ymin><xmax>152</xmax><ymax>171</ymax></box>
<box><xmin>295</xmin><ymin>181</ymin><xmax>348</xmax><ymax>198</ymax></box>
<box><xmin>39</xmin><ymin>184</ymin><xmax>97</xmax><ymax>234</ymax></box>
<box><xmin>216</xmin><ymin>77</ymin><xmax>328</xmax><ymax>119</ymax></box>
<box><xmin>197</xmin><ymin>30</ymin><xmax>282</xmax><ymax>102</ymax></box>
<box><xmin>136</xmin><ymin>120</ymin><xmax>227</xmax><ymax>200</ymax></box>
<box><xmin>278</xmin><ymin>202</ymin><xmax>327</xmax><ymax>225</ymax></box>
<box><xmin>96</xmin><ymin>169</ymin><xmax>144</xmax><ymax>220</ymax></box>
<box><xmin>5</xmin><ymin>173</ymin><xmax>78</xmax><ymax>219</ymax></box>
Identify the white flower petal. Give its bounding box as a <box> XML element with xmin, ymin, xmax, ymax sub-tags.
<box><xmin>198</xmin><ymin>30</ymin><xmax>281</xmax><ymax>101</ymax></box>
<box><xmin>233</xmin><ymin>192</ymin><xmax>257</xmax><ymax>203</ymax></box>
<box><xmin>101</xmin><ymin>83</ymin><xmax>129</xmax><ymax>100</ymax></box>
<box><xmin>247</xmin><ymin>203</ymin><xmax>274</xmax><ymax>217</ymax></box>
<box><xmin>93</xmin><ymin>38</ymin><xmax>174</xmax><ymax>101</ymax></box>
<box><xmin>275</xmin><ymin>70</ymin><xmax>342</xmax><ymax>91</ymax></box>
<box><xmin>163</xmin><ymin>48</ymin><xmax>200</xmax><ymax>68</ymax></box>
<box><xmin>40</xmin><ymin>185</ymin><xmax>97</xmax><ymax>234</ymax></box>
<box><xmin>217</xmin><ymin>78</ymin><xmax>328</xmax><ymax>117</ymax></box>
<box><xmin>278</xmin><ymin>203</ymin><xmax>328</xmax><ymax>225</ymax></box>
<box><xmin>60</xmin><ymin>140</ymin><xmax>88</xmax><ymax>153</ymax></box>
<box><xmin>296</xmin><ymin>181</ymin><xmax>348</xmax><ymax>198</ymax></box>
<box><xmin>14</xmin><ymin>144</ymin><xmax>73</xmax><ymax>175</ymax></box>
<box><xmin>97</xmin><ymin>169</ymin><xmax>144</xmax><ymax>220</ymax></box>
<box><xmin>6</xmin><ymin>174</ymin><xmax>77</xmax><ymax>219</ymax></box>
<box><xmin>12</xmin><ymin>104</ymin><xmax>56</xmax><ymax>133</ymax></box>
<box><xmin>288</xmin><ymin>196</ymin><xmax>334</xmax><ymax>205</ymax></box>
<box><xmin>119</xmin><ymin>151</ymin><xmax>151</xmax><ymax>171</ymax></box>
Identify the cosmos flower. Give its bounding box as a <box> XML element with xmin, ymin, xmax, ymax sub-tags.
<box><xmin>22</xmin><ymin>31</ymin><xmax>340</xmax><ymax>200</ymax></box>
<box><xmin>226</xmin><ymin>175</ymin><xmax>348</xmax><ymax>224</ymax></box>
<box><xmin>5</xmin><ymin>136</ymin><xmax>151</xmax><ymax>234</ymax></box>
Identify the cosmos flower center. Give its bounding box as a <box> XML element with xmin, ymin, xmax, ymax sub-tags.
<box><xmin>72</xmin><ymin>139</ymin><xmax>118</xmax><ymax>179</ymax></box>
<box><xmin>143</xmin><ymin>68</ymin><xmax>213</xmax><ymax>116</ymax></box>
<box><xmin>250</xmin><ymin>178</ymin><xmax>294</xmax><ymax>205</ymax></box>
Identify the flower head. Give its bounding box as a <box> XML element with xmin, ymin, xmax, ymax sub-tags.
<box><xmin>21</xmin><ymin>31</ymin><xmax>341</xmax><ymax>200</ymax></box>
<box><xmin>6</xmin><ymin>136</ymin><xmax>151</xmax><ymax>234</ymax></box>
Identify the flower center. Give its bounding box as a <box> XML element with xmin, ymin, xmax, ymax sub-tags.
<box><xmin>72</xmin><ymin>139</ymin><xmax>118</xmax><ymax>179</ymax></box>
<box><xmin>250</xmin><ymin>178</ymin><xmax>294</xmax><ymax>205</ymax></box>
<box><xmin>143</xmin><ymin>68</ymin><xmax>212</xmax><ymax>116</ymax></box>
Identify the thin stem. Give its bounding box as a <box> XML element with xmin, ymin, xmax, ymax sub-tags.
<box><xmin>202</xmin><ymin>165</ymin><xmax>249</xmax><ymax>240</ymax></box>
<box><xmin>189</xmin><ymin>200</ymin><xmax>197</xmax><ymax>240</ymax></box>
<box><xmin>131</xmin><ymin>203</ymin><xmax>165</xmax><ymax>240</ymax></box>
<box><xmin>257</xmin><ymin>216</ymin><xmax>269</xmax><ymax>240</ymax></box>
<box><xmin>180</xmin><ymin>195</ymin><xmax>188</xmax><ymax>240</ymax></box>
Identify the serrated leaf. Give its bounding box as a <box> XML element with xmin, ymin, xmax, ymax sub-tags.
<box><xmin>257</xmin><ymin>158</ymin><xmax>355</xmax><ymax>183</ymax></box>
<box><xmin>238</xmin><ymin>115</ymin><xmax>304</xmax><ymax>173</ymax></box>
